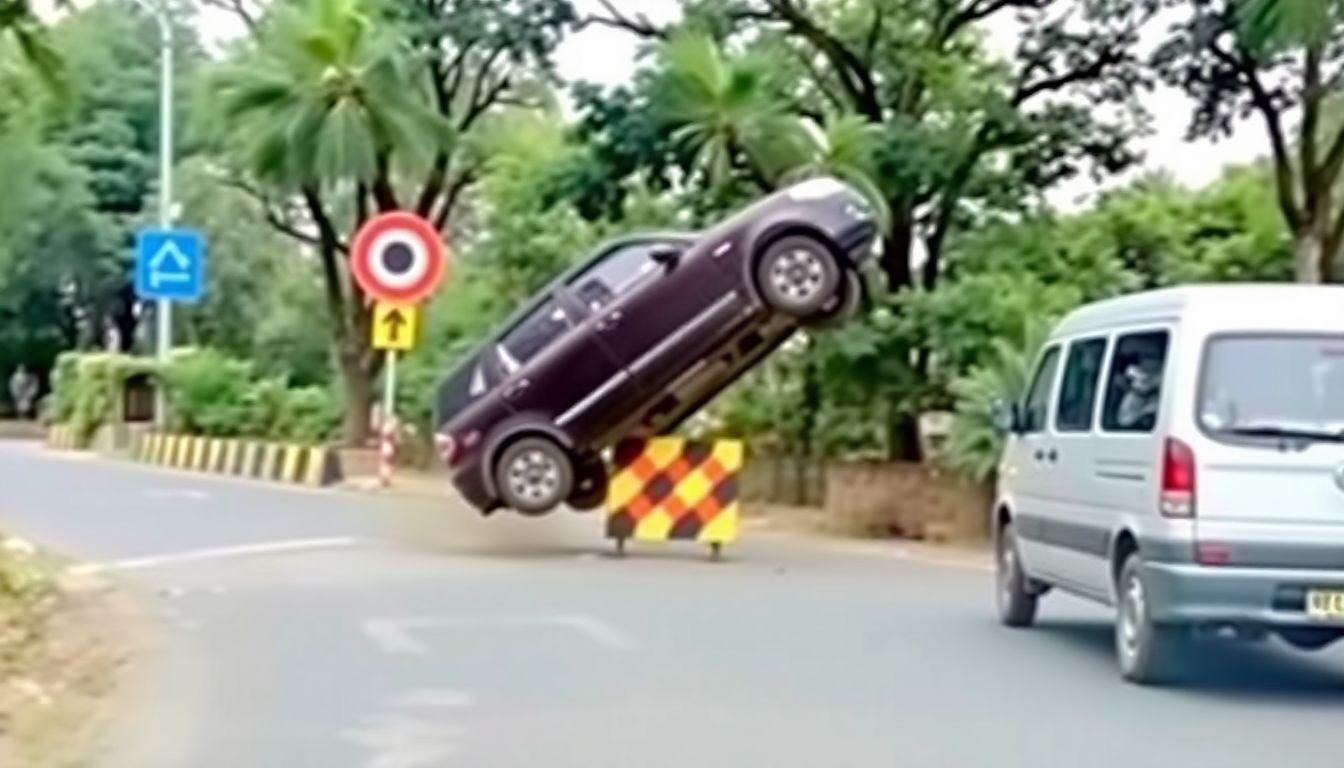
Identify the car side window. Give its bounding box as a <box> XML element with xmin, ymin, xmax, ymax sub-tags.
<box><xmin>568</xmin><ymin>242</ymin><xmax>667</xmax><ymax>312</ymax></box>
<box><xmin>1101</xmin><ymin>330</ymin><xmax>1171</xmax><ymax>433</ymax></box>
<box><xmin>497</xmin><ymin>298</ymin><xmax>573</xmax><ymax>373</ymax></box>
<box><xmin>1054</xmin><ymin>337</ymin><xmax>1108</xmax><ymax>433</ymax></box>
<box><xmin>1021</xmin><ymin>345</ymin><xmax>1062</xmax><ymax>434</ymax></box>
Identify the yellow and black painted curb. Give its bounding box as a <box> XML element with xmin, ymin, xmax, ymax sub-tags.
<box><xmin>45</xmin><ymin>423</ymin><xmax>82</xmax><ymax>451</ymax></box>
<box><xmin>132</xmin><ymin>433</ymin><xmax>342</xmax><ymax>487</ymax></box>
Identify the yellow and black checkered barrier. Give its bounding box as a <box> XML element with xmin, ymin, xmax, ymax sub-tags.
<box><xmin>132</xmin><ymin>433</ymin><xmax>342</xmax><ymax>487</ymax></box>
<box><xmin>45</xmin><ymin>423</ymin><xmax>81</xmax><ymax>450</ymax></box>
<box><xmin>605</xmin><ymin>437</ymin><xmax>743</xmax><ymax>556</ymax></box>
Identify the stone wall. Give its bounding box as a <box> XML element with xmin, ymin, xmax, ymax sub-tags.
<box><xmin>822</xmin><ymin>461</ymin><xmax>992</xmax><ymax>542</ymax></box>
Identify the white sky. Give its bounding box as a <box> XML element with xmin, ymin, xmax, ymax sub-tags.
<box><xmin>149</xmin><ymin>0</ymin><xmax>1269</xmax><ymax>202</ymax></box>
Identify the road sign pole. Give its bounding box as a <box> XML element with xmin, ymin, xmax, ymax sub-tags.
<box><xmin>379</xmin><ymin>350</ymin><xmax>398</xmax><ymax>488</ymax></box>
<box><xmin>152</xmin><ymin>2</ymin><xmax>174</xmax><ymax>429</ymax></box>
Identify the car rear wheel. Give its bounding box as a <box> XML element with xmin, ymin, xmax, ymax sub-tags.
<box><xmin>495</xmin><ymin>437</ymin><xmax>574</xmax><ymax>516</ymax></box>
<box><xmin>755</xmin><ymin>235</ymin><xmax>842</xmax><ymax>317</ymax></box>
<box><xmin>1116</xmin><ymin>552</ymin><xmax>1180</xmax><ymax>684</ymax></box>
<box><xmin>1278</xmin><ymin>627</ymin><xmax>1344</xmax><ymax>651</ymax></box>
<box><xmin>567</xmin><ymin>454</ymin><xmax>609</xmax><ymax>512</ymax></box>
<box><xmin>995</xmin><ymin>521</ymin><xmax>1039</xmax><ymax>627</ymax></box>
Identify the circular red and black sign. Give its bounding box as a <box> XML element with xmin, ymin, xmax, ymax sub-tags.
<box><xmin>350</xmin><ymin>211</ymin><xmax>449</xmax><ymax>304</ymax></box>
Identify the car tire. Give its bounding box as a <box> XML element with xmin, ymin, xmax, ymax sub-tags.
<box><xmin>567</xmin><ymin>455</ymin><xmax>609</xmax><ymax>512</ymax></box>
<box><xmin>809</xmin><ymin>270</ymin><xmax>863</xmax><ymax>329</ymax></box>
<box><xmin>755</xmin><ymin>235</ymin><xmax>843</xmax><ymax>318</ymax></box>
<box><xmin>1115</xmin><ymin>551</ymin><xmax>1180</xmax><ymax>684</ymax></box>
<box><xmin>1278</xmin><ymin>627</ymin><xmax>1344</xmax><ymax>651</ymax></box>
<box><xmin>494</xmin><ymin>436</ymin><xmax>574</xmax><ymax>517</ymax></box>
<box><xmin>996</xmin><ymin>521</ymin><xmax>1039</xmax><ymax>628</ymax></box>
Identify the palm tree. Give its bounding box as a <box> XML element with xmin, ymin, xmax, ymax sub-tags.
<box><xmin>214</xmin><ymin>0</ymin><xmax>444</xmax><ymax>193</ymax></box>
<box><xmin>652</xmin><ymin>31</ymin><xmax>808</xmax><ymax>188</ymax></box>
<box><xmin>0</xmin><ymin>0</ymin><xmax>68</xmax><ymax>96</ymax></box>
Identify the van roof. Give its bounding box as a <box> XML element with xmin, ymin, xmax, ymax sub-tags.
<box><xmin>1053</xmin><ymin>283</ymin><xmax>1344</xmax><ymax>337</ymax></box>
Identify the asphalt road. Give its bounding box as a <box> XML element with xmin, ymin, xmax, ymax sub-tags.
<box><xmin>2</xmin><ymin>441</ymin><xmax>1343</xmax><ymax>768</ymax></box>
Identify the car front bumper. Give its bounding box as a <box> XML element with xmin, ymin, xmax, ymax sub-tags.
<box><xmin>1145</xmin><ymin>561</ymin><xmax>1344</xmax><ymax>629</ymax></box>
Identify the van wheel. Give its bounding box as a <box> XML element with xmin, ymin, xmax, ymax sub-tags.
<box><xmin>996</xmin><ymin>521</ymin><xmax>1038</xmax><ymax>627</ymax></box>
<box><xmin>755</xmin><ymin>235</ymin><xmax>842</xmax><ymax>317</ymax></box>
<box><xmin>567</xmin><ymin>455</ymin><xmax>609</xmax><ymax>512</ymax></box>
<box><xmin>1278</xmin><ymin>628</ymin><xmax>1344</xmax><ymax>651</ymax></box>
<box><xmin>495</xmin><ymin>437</ymin><xmax>574</xmax><ymax>517</ymax></box>
<box><xmin>1116</xmin><ymin>552</ymin><xmax>1180</xmax><ymax>684</ymax></box>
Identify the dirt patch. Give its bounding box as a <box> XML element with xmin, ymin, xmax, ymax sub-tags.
<box><xmin>0</xmin><ymin>543</ymin><xmax>142</xmax><ymax>768</ymax></box>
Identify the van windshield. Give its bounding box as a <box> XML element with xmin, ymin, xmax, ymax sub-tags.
<box><xmin>1199</xmin><ymin>334</ymin><xmax>1344</xmax><ymax>440</ymax></box>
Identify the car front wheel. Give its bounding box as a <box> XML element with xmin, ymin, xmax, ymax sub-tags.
<box><xmin>755</xmin><ymin>235</ymin><xmax>843</xmax><ymax>317</ymax></box>
<box><xmin>996</xmin><ymin>521</ymin><xmax>1039</xmax><ymax>627</ymax></box>
<box><xmin>494</xmin><ymin>436</ymin><xmax>574</xmax><ymax>516</ymax></box>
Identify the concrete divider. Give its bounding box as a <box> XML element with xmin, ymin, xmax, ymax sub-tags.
<box><xmin>133</xmin><ymin>433</ymin><xmax>342</xmax><ymax>487</ymax></box>
<box><xmin>46</xmin><ymin>423</ymin><xmax>81</xmax><ymax>450</ymax></box>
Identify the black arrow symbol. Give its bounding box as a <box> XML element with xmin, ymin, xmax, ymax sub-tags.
<box><xmin>383</xmin><ymin>308</ymin><xmax>407</xmax><ymax>342</ymax></box>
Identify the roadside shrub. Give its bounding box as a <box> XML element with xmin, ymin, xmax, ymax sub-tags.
<box><xmin>164</xmin><ymin>348</ymin><xmax>254</xmax><ymax>437</ymax></box>
<box><xmin>47</xmin><ymin>353</ymin><xmax>159</xmax><ymax>445</ymax></box>
<box><xmin>271</xmin><ymin>385</ymin><xmax>340</xmax><ymax>444</ymax></box>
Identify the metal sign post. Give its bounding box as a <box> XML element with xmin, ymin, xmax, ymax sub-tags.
<box><xmin>380</xmin><ymin>349</ymin><xmax>398</xmax><ymax>488</ymax></box>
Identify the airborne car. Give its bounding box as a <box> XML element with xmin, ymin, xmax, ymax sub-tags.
<box><xmin>433</xmin><ymin>177</ymin><xmax>879</xmax><ymax>515</ymax></box>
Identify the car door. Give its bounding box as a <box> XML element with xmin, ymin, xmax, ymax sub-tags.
<box><xmin>492</xmin><ymin>293</ymin><xmax>628</xmax><ymax>446</ymax></box>
<box><xmin>1048</xmin><ymin>335</ymin><xmax>1113</xmax><ymax>598</ymax></box>
<box><xmin>570</xmin><ymin>239</ymin><xmax>747</xmax><ymax>394</ymax></box>
<box><xmin>1006</xmin><ymin>343</ymin><xmax>1064</xmax><ymax>581</ymax></box>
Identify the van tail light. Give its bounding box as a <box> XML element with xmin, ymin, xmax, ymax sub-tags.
<box><xmin>1159</xmin><ymin>436</ymin><xmax>1197</xmax><ymax>518</ymax></box>
<box><xmin>434</xmin><ymin>432</ymin><xmax>458</xmax><ymax>466</ymax></box>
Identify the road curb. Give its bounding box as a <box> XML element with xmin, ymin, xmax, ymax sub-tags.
<box><xmin>131</xmin><ymin>433</ymin><xmax>342</xmax><ymax>487</ymax></box>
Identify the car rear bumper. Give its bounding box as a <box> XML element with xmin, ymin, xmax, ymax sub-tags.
<box><xmin>1145</xmin><ymin>561</ymin><xmax>1344</xmax><ymax>629</ymax></box>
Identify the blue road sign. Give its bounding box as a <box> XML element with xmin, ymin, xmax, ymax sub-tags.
<box><xmin>134</xmin><ymin>228</ymin><xmax>205</xmax><ymax>302</ymax></box>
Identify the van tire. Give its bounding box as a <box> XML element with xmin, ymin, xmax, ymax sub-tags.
<box><xmin>996</xmin><ymin>521</ymin><xmax>1038</xmax><ymax>627</ymax></box>
<box><xmin>495</xmin><ymin>437</ymin><xmax>574</xmax><ymax>517</ymax></box>
<box><xmin>1116</xmin><ymin>552</ymin><xmax>1179</xmax><ymax>684</ymax></box>
<box><xmin>755</xmin><ymin>235</ymin><xmax>842</xmax><ymax>317</ymax></box>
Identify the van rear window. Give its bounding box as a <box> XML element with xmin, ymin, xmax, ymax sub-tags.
<box><xmin>1199</xmin><ymin>334</ymin><xmax>1344</xmax><ymax>437</ymax></box>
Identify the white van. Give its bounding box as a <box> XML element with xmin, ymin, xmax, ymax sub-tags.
<box><xmin>992</xmin><ymin>284</ymin><xmax>1344</xmax><ymax>684</ymax></box>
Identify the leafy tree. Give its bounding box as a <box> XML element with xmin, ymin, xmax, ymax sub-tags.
<box><xmin>0</xmin><ymin>0</ymin><xmax>67</xmax><ymax>96</ymax></box>
<box><xmin>207</xmin><ymin>0</ymin><xmax>578</xmax><ymax>445</ymax></box>
<box><xmin>1153</xmin><ymin>0</ymin><xmax>1344</xmax><ymax>281</ymax></box>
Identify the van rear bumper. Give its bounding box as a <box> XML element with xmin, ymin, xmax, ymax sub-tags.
<box><xmin>1145</xmin><ymin>561</ymin><xmax>1344</xmax><ymax>628</ymax></box>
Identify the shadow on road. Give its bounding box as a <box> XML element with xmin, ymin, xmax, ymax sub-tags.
<box><xmin>1035</xmin><ymin>619</ymin><xmax>1344</xmax><ymax>700</ymax></box>
<box><xmin>376</xmin><ymin>497</ymin><xmax>607</xmax><ymax>560</ymax></box>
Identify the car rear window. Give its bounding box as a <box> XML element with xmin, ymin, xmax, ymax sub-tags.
<box><xmin>1199</xmin><ymin>334</ymin><xmax>1344</xmax><ymax>435</ymax></box>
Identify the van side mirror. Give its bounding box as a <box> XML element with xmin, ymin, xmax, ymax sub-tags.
<box><xmin>650</xmin><ymin>244</ymin><xmax>681</xmax><ymax>267</ymax></box>
<box><xmin>991</xmin><ymin>398</ymin><xmax>1021</xmax><ymax>434</ymax></box>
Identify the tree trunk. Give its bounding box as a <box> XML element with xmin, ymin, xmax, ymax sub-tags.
<box><xmin>338</xmin><ymin>345</ymin><xmax>374</xmax><ymax>447</ymax></box>
<box><xmin>1294</xmin><ymin>229</ymin><xmax>1325</xmax><ymax>284</ymax></box>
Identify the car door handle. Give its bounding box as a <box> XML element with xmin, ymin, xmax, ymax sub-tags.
<box><xmin>597</xmin><ymin>310</ymin><xmax>622</xmax><ymax>331</ymax></box>
<box><xmin>504</xmin><ymin>379</ymin><xmax>530</xmax><ymax>399</ymax></box>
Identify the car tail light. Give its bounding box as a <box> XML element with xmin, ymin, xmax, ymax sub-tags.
<box><xmin>434</xmin><ymin>432</ymin><xmax>457</xmax><ymax>466</ymax></box>
<box><xmin>1160</xmin><ymin>436</ymin><xmax>1196</xmax><ymax>518</ymax></box>
<box><xmin>1195</xmin><ymin>542</ymin><xmax>1231</xmax><ymax>566</ymax></box>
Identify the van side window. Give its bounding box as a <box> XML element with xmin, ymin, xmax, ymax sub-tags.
<box><xmin>497</xmin><ymin>298</ymin><xmax>573</xmax><ymax>373</ymax></box>
<box><xmin>1054</xmin><ymin>337</ymin><xmax>1108</xmax><ymax>432</ymax></box>
<box><xmin>1021</xmin><ymin>346</ymin><xmax>1062</xmax><ymax>434</ymax></box>
<box><xmin>1101</xmin><ymin>331</ymin><xmax>1171</xmax><ymax>433</ymax></box>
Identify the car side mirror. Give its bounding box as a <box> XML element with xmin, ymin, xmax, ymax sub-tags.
<box><xmin>991</xmin><ymin>398</ymin><xmax>1021</xmax><ymax>434</ymax></box>
<box><xmin>650</xmin><ymin>244</ymin><xmax>681</xmax><ymax>267</ymax></box>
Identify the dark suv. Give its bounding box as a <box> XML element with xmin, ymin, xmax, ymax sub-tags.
<box><xmin>433</xmin><ymin>177</ymin><xmax>878</xmax><ymax>515</ymax></box>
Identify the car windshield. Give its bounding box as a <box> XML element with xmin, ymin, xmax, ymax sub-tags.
<box><xmin>1199</xmin><ymin>334</ymin><xmax>1344</xmax><ymax>439</ymax></box>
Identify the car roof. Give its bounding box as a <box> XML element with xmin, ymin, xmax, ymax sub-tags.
<box><xmin>1052</xmin><ymin>283</ymin><xmax>1344</xmax><ymax>339</ymax></box>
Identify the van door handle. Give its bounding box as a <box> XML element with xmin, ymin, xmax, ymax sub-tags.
<box><xmin>504</xmin><ymin>379</ymin><xmax>530</xmax><ymax>399</ymax></box>
<box><xmin>597</xmin><ymin>310</ymin><xmax>622</xmax><ymax>331</ymax></box>
<box><xmin>1034</xmin><ymin>449</ymin><xmax>1058</xmax><ymax>464</ymax></box>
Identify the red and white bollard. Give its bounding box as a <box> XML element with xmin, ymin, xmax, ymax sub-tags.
<box><xmin>379</xmin><ymin>418</ymin><xmax>396</xmax><ymax>488</ymax></box>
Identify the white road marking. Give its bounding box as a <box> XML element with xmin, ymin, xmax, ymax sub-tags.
<box><xmin>362</xmin><ymin>614</ymin><xmax>637</xmax><ymax>656</ymax></box>
<box><xmin>66</xmin><ymin>536</ymin><xmax>370</xmax><ymax>576</ymax></box>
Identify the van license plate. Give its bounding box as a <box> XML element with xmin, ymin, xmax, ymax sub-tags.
<box><xmin>1305</xmin><ymin>591</ymin><xmax>1344</xmax><ymax>621</ymax></box>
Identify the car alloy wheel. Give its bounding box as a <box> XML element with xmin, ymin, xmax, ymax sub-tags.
<box><xmin>756</xmin><ymin>235</ymin><xmax>842</xmax><ymax>317</ymax></box>
<box><xmin>495</xmin><ymin>436</ymin><xmax>574</xmax><ymax>516</ymax></box>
